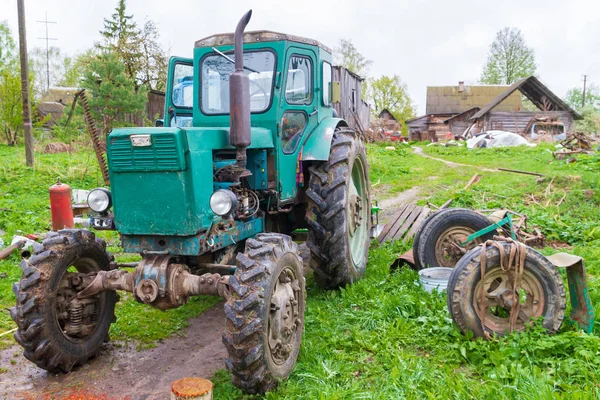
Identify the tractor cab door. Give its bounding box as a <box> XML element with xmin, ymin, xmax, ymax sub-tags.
<box><xmin>164</xmin><ymin>57</ymin><xmax>194</xmax><ymax>128</ymax></box>
<box><xmin>277</xmin><ymin>47</ymin><xmax>318</xmax><ymax>202</ymax></box>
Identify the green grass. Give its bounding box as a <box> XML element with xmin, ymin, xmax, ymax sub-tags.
<box><xmin>0</xmin><ymin>144</ymin><xmax>218</xmax><ymax>348</ymax></box>
<box><xmin>212</xmin><ymin>142</ymin><xmax>600</xmax><ymax>399</ymax></box>
<box><xmin>2</xmin><ymin>142</ymin><xmax>600</xmax><ymax>399</ymax></box>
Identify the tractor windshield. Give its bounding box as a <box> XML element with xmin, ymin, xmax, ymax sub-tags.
<box><xmin>201</xmin><ymin>50</ymin><xmax>276</xmax><ymax>115</ymax></box>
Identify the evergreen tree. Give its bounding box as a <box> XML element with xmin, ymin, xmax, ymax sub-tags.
<box><xmin>82</xmin><ymin>53</ymin><xmax>148</xmax><ymax>136</ymax></box>
<box><xmin>97</xmin><ymin>0</ymin><xmax>167</xmax><ymax>90</ymax></box>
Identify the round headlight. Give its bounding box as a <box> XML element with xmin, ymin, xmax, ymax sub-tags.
<box><xmin>210</xmin><ymin>189</ymin><xmax>237</xmax><ymax>216</ymax></box>
<box><xmin>87</xmin><ymin>188</ymin><xmax>112</xmax><ymax>213</ymax></box>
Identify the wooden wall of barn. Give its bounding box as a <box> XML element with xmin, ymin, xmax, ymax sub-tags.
<box><xmin>407</xmin><ymin>116</ymin><xmax>429</xmax><ymax>140</ymax></box>
<box><xmin>481</xmin><ymin>111</ymin><xmax>574</xmax><ymax>134</ymax></box>
<box><xmin>333</xmin><ymin>66</ymin><xmax>370</xmax><ymax>133</ymax></box>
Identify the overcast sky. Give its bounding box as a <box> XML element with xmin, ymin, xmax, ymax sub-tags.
<box><xmin>2</xmin><ymin>0</ymin><xmax>600</xmax><ymax>115</ymax></box>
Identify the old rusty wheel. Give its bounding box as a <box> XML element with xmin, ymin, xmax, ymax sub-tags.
<box><xmin>474</xmin><ymin>268</ymin><xmax>545</xmax><ymax>332</ymax></box>
<box><xmin>10</xmin><ymin>230</ymin><xmax>117</xmax><ymax>373</ymax></box>
<box><xmin>434</xmin><ymin>226</ymin><xmax>481</xmax><ymax>268</ymax></box>
<box><xmin>223</xmin><ymin>233</ymin><xmax>305</xmax><ymax>394</ymax></box>
<box><xmin>415</xmin><ymin>209</ymin><xmax>495</xmax><ymax>269</ymax></box>
<box><xmin>447</xmin><ymin>242</ymin><xmax>566</xmax><ymax>338</ymax></box>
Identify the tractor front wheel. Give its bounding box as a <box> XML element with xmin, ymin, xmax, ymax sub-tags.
<box><xmin>305</xmin><ymin>127</ymin><xmax>371</xmax><ymax>289</ymax></box>
<box><xmin>10</xmin><ymin>229</ymin><xmax>117</xmax><ymax>372</ymax></box>
<box><xmin>223</xmin><ymin>233</ymin><xmax>306</xmax><ymax>394</ymax></box>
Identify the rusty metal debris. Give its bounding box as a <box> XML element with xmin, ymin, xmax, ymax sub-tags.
<box><xmin>77</xmin><ymin>89</ymin><xmax>110</xmax><ymax>186</ymax></box>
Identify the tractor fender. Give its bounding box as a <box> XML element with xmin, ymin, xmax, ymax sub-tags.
<box><xmin>300</xmin><ymin>117</ymin><xmax>348</xmax><ymax>161</ymax></box>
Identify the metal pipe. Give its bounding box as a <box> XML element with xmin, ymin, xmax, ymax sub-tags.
<box><xmin>229</xmin><ymin>10</ymin><xmax>253</xmax><ymax>173</ymax></box>
<box><xmin>233</xmin><ymin>10</ymin><xmax>252</xmax><ymax>70</ymax></box>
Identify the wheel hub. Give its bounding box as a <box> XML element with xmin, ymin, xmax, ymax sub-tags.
<box><xmin>268</xmin><ymin>267</ymin><xmax>302</xmax><ymax>365</ymax></box>
<box><xmin>474</xmin><ymin>268</ymin><xmax>545</xmax><ymax>332</ymax></box>
<box><xmin>56</xmin><ymin>272</ymin><xmax>103</xmax><ymax>340</ymax></box>
<box><xmin>434</xmin><ymin>226</ymin><xmax>478</xmax><ymax>267</ymax></box>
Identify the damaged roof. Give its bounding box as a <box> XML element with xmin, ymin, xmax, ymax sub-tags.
<box><xmin>426</xmin><ymin>85</ymin><xmax>522</xmax><ymax>114</ymax></box>
<box><xmin>470</xmin><ymin>76</ymin><xmax>582</xmax><ymax>120</ymax></box>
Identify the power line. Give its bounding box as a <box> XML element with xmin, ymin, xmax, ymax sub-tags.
<box><xmin>36</xmin><ymin>11</ymin><xmax>57</xmax><ymax>92</ymax></box>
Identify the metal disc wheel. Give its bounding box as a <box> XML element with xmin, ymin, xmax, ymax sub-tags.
<box><xmin>414</xmin><ymin>208</ymin><xmax>495</xmax><ymax>269</ymax></box>
<box><xmin>10</xmin><ymin>230</ymin><xmax>117</xmax><ymax>372</ymax></box>
<box><xmin>434</xmin><ymin>226</ymin><xmax>481</xmax><ymax>268</ymax></box>
<box><xmin>447</xmin><ymin>242</ymin><xmax>566</xmax><ymax>338</ymax></box>
<box><xmin>223</xmin><ymin>233</ymin><xmax>306</xmax><ymax>394</ymax></box>
<box><xmin>305</xmin><ymin>127</ymin><xmax>372</xmax><ymax>289</ymax></box>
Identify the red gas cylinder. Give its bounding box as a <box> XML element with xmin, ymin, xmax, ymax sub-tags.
<box><xmin>49</xmin><ymin>178</ymin><xmax>74</xmax><ymax>231</ymax></box>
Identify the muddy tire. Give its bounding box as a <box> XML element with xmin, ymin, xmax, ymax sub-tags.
<box><xmin>447</xmin><ymin>242</ymin><xmax>566</xmax><ymax>338</ymax></box>
<box><xmin>10</xmin><ymin>229</ymin><xmax>117</xmax><ymax>373</ymax></box>
<box><xmin>223</xmin><ymin>233</ymin><xmax>306</xmax><ymax>394</ymax></box>
<box><xmin>415</xmin><ymin>209</ymin><xmax>494</xmax><ymax>269</ymax></box>
<box><xmin>412</xmin><ymin>208</ymin><xmax>452</xmax><ymax>269</ymax></box>
<box><xmin>305</xmin><ymin>127</ymin><xmax>371</xmax><ymax>289</ymax></box>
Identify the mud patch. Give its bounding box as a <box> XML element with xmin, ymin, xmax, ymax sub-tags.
<box><xmin>2</xmin><ymin>303</ymin><xmax>227</xmax><ymax>400</ymax></box>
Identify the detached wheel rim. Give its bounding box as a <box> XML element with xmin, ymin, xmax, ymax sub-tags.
<box><xmin>347</xmin><ymin>156</ymin><xmax>369</xmax><ymax>267</ymax></box>
<box><xmin>268</xmin><ymin>265</ymin><xmax>302</xmax><ymax>366</ymax></box>
<box><xmin>434</xmin><ymin>226</ymin><xmax>480</xmax><ymax>267</ymax></box>
<box><xmin>474</xmin><ymin>267</ymin><xmax>545</xmax><ymax>333</ymax></box>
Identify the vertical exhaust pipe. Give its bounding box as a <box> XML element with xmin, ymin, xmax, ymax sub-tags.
<box><xmin>229</xmin><ymin>10</ymin><xmax>252</xmax><ymax>176</ymax></box>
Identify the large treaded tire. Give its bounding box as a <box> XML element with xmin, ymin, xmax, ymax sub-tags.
<box><xmin>447</xmin><ymin>242</ymin><xmax>565</xmax><ymax>337</ymax></box>
<box><xmin>10</xmin><ymin>229</ymin><xmax>117</xmax><ymax>373</ymax></box>
<box><xmin>415</xmin><ymin>208</ymin><xmax>494</xmax><ymax>269</ymax></box>
<box><xmin>305</xmin><ymin>127</ymin><xmax>371</xmax><ymax>289</ymax></box>
<box><xmin>222</xmin><ymin>233</ymin><xmax>306</xmax><ymax>394</ymax></box>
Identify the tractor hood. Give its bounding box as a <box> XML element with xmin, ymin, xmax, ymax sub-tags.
<box><xmin>106</xmin><ymin>126</ymin><xmax>273</xmax><ymax>236</ymax></box>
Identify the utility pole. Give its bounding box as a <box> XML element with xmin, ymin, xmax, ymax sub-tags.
<box><xmin>36</xmin><ymin>11</ymin><xmax>57</xmax><ymax>92</ymax></box>
<box><xmin>17</xmin><ymin>0</ymin><xmax>34</xmax><ymax>167</ymax></box>
<box><xmin>582</xmin><ymin>74</ymin><xmax>587</xmax><ymax>108</ymax></box>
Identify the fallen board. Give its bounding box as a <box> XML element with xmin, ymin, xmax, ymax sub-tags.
<box><xmin>378</xmin><ymin>205</ymin><xmax>431</xmax><ymax>243</ymax></box>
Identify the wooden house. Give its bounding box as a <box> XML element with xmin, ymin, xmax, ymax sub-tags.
<box><xmin>408</xmin><ymin>77</ymin><xmax>581</xmax><ymax>141</ymax></box>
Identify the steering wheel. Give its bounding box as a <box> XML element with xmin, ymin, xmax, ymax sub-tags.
<box><xmin>249</xmin><ymin>79</ymin><xmax>269</xmax><ymax>110</ymax></box>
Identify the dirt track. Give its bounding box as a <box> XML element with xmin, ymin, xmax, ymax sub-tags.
<box><xmin>1</xmin><ymin>303</ymin><xmax>227</xmax><ymax>400</ymax></box>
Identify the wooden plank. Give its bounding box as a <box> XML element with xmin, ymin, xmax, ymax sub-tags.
<box><xmin>406</xmin><ymin>206</ymin><xmax>431</xmax><ymax>239</ymax></box>
<box><xmin>378</xmin><ymin>204</ymin><xmax>408</xmax><ymax>243</ymax></box>
<box><xmin>384</xmin><ymin>204</ymin><xmax>416</xmax><ymax>243</ymax></box>
<box><xmin>392</xmin><ymin>206</ymin><xmax>423</xmax><ymax>241</ymax></box>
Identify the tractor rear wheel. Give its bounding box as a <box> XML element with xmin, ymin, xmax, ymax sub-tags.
<box><xmin>10</xmin><ymin>229</ymin><xmax>117</xmax><ymax>372</ymax></box>
<box><xmin>305</xmin><ymin>127</ymin><xmax>371</xmax><ymax>289</ymax></box>
<box><xmin>223</xmin><ymin>233</ymin><xmax>306</xmax><ymax>394</ymax></box>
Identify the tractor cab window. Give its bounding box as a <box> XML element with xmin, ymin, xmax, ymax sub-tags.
<box><xmin>281</xmin><ymin>111</ymin><xmax>307</xmax><ymax>154</ymax></box>
<box><xmin>200</xmin><ymin>50</ymin><xmax>276</xmax><ymax>114</ymax></box>
<box><xmin>285</xmin><ymin>55</ymin><xmax>312</xmax><ymax>104</ymax></box>
<box><xmin>322</xmin><ymin>62</ymin><xmax>332</xmax><ymax>106</ymax></box>
<box><xmin>172</xmin><ymin>63</ymin><xmax>194</xmax><ymax>108</ymax></box>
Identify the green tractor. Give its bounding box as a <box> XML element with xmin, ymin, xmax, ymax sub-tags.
<box><xmin>10</xmin><ymin>10</ymin><xmax>372</xmax><ymax>394</ymax></box>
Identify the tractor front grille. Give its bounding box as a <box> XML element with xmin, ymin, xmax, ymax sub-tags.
<box><xmin>108</xmin><ymin>133</ymin><xmax>187</xmax><ymax>172</ymax></box>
